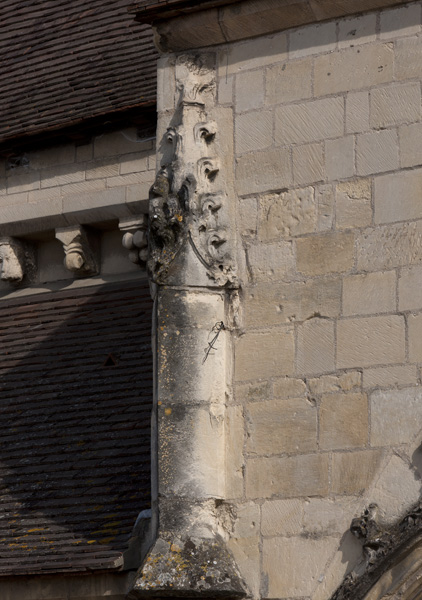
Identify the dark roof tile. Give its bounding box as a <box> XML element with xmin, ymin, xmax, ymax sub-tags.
<box><xmin>0</xmin><ymin>1</ymin><xmax>158</xmax><ymax>145</ymax></box>
<box><xmin>0</xmin><ymin>281</ymin><xmax>153</xmax><ymax>575</ymax></box>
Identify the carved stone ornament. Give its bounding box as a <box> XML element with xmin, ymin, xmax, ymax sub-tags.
<box><xmin>55</xmin><ymin>226</ymin><xmax>98</xmax><ymax>277</ymax></box>
<box><xmin>0</xmin><ymin>237</ymin><xmax>36</xmax><ymax>284</ymax></box>
<box><xmin>148</xmin><ymin>53</ymin><xmax>237</xmax><ymax>287</ymax></box>
<box><xmin>331</xmin><ymin>500</ymin><xmax>422</xmax><ymax>600</ymax></box>
<box><xmin>119</xmin><ymin>216</ymin><xmax>148</xmax><ymax>266</ymax></box>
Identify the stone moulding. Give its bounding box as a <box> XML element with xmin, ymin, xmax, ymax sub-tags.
<box><xmin>55</xmin><ymin>225</ymin><xmax>99</xmax><ymax>277</ymax></box>
<box><xmin>331</xmin><ymin>500</ymin><xmax>422</xmax><ymax>600</ymax></box>
<box><xmin>0</xmin><ymin>236</ymin><xmax>36</xmax><ymax>284</ymax></box>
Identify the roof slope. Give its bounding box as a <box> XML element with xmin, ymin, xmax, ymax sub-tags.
<box><xmin>0</xmin><ymin>281</ymin><xmax>153</xmax><ymax>575</ymax></box>
<box><xmin>0</xmin><ymin>0</ymin><xmax>158</xmax><ymax>145</ymax></box>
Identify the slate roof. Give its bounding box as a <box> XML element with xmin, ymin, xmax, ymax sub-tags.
<box><xmin>0</xmin><ymin>0</ymin><xmax>158</xmax><ymax>146</ymax></box>
<box><xmin>0</xmin><ymin>281</ymin><xmax>153</xmax><ymax>575</ymax></box>
<box><xmin>132</xmin><ymin>0</ymin><xmax>242</xmax><ymax>22</ymax></box>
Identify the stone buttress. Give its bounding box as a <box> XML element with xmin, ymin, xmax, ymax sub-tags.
<box><xmin>128</xmin><ymin>53</ymin><xmax>246</xmax><ymax>599</ymax></box>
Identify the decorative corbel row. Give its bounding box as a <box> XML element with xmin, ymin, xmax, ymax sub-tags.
<box><xmin>55</xmin><ymin>226</ymin><xmax>98</xmax><ymax>277</ymax></box>
<box><xmin>0</xmin><ymin>236</ymin><xmax>36</xmax><ymax>284</ymax></box>
<box><xmin>119</xmin><ymin>216</ymin><xmax>148</xmax><ymax>266</ymax></box>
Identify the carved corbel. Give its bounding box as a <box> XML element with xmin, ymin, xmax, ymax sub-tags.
<box><xmin>119</xmin><ymin>216</ymin><xmax>148</xmax><ymax>265</ymax></box>
<box><xmin>55</xmin><ymin>226</ymin><xmax>98</xmax><ymax>277</ymax></box>
<box><xmin>0</xmin><ymin>237</ymin><xmax>35</xmax><ymax>284</ymax></box>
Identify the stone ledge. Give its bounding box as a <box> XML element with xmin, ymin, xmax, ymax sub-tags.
<box><xmin>143</xmin><ymin>0</ymin><xmax>414</xmax><ymax>52</ymax></box>
<box><xmin>128</xmin><ymin>536</ymin><xmax>247</xmax><ymax>599</ymax></box>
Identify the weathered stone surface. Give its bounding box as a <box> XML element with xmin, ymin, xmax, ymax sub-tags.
<box><xmin>343</xmin><ymin>271</ymin><xmax>396</xmax><ymax>316</ymax></box>
<box><xmin>409</xmin><ymin>313</ymin><xmax>422</xmax><ymax>362</ymax></box>
<box><xmin>245</xmin><ymin>277</ymin><xmax>341</xmax><ymax>326</ymax></box>
<box><xmin>235</xmin><ymin>110</ymin><xmax>273</xmax><ymax>154</ymax></box>
<box><xmin>356</xmin><ymin>221</ymin><xmax>422</xmax><ymax>271</ymax></box>
<box><xmin>238</xmin><ymin>196</ymin><xmax>258</xmax><ymax>238</ymax></box>
<box><xmin>130</xmin><ymin>537</ymin><xmax>247</xmax><ymax>599</ymax></box>
<box><xmin>320</xmin><ymin>392</ymin><xmax>368</xmax><ymax>450</ymax></box>
<box><xmin>235</xmin><ymin>327</ymin><xmax>295</xmax><ymax>381</ymax></box>
<box><xmin>314</xmin><ymin>44</ymin><xmax>394</xmax><ymax>96</ymax></box>
<box><xmin>293</xmin><ymin>143</ymin><xmax>325</xmax><ymax>186</ymax></box>
<box><xmin>370</xmin><ymin>455</ymin><xmax>421</xmax><ymax>524</ymax></box>
<box><xmin>290</xmin><ymin>20</ymin><xmax>336</xmax><ymax>58</ymax></box>
<box><xmin>338</xmin><ymin>13</ymin><xmax>377</xmax><ymax>49</ymax></box>
<box><xmin>258</xmin><ymin>187</ymin><xmax>316</xmax><ymax>240</ymax></box>
<box><xmin>235</xmin><ymin>381</ymin><xmax>270</xmax><ymax>404</ymax></box>
<box><xmin>235</xmin><ymin>69</ymin><xmax>264</xmax><ymax>112</ymax></box>
<box><xmin>218</xmin><ymin>75</ymin><xmax>233</xmax><ymax>104</ymax></box>
<box><xmin>303</xmin><ymin>498</ymin><xmax>357</xmax><ymax>536</ymax></box>
<box><xmin>231</xmin><ymin>503</ymin><xmax>260</xmax><ymax>539</ymax></box>
<box><xmin>336</xmin><ymin>178</ymin><xmax>372</xmax><ymax>230</ymax></box>
<box><xmin>400</xmin><ymin>122</ymin><xmax>422</xmax><ymax>168</ymax></box>
<box><xmin>363</xmin><ymin>365</ymin><xmax>418</xmax><ymax>389</ymax></box>
<box><xmin>246</xmin><ymin>398</ymin><xmax>317</xmax><ymax>455</ymax></box>
<box><xmin>308</xmin><ymin>371</ymin><xmax>361</xmax><ymax>395</ymax></box>
<box><xmin>370</xmin><ymin>387</ymin><xmax>422</xmax><ymax>446</ymax></box>
<box><xmin>275</xmin><ymin>97</ymin><xmax>344</xmax><ymax>145</ymax></box>
<box><xmin>380</xmin><ymin>2</ymin><xmax>421</xmax><ymax>39</ymax></box>
<box><xmin>262</xmin><ymin>537</ymin><xmax>338</xmax><ymax>598</ymax></box>
<box><xmin>261</xmin><ymin>499</ymin><xmax>303</xmax><ymax>536</ymax></box>
<box><xmin>399</xmin><ymin>265</ymin><xmax>422</xmax><ymax>311</ymax></box>
<box><xmin>246</xmin><ymin>240</ymin><xmax>295</xmax><ymax>282</ymax></box>
<box><xmin>346</xmin><ymin>91</ymin><xmax>370</xmax><ymax>134</ymax></box>
<box><xmin>395</xmin><ymin>35</ymin><xmax>422</xmax><ymax>80</ymax></box>
<box><xmin>337</xmin><ymin>315</ymin><xmax>405</xmax><ymax>369</ymax></box>
<box><xmin>218</xmin><ymin>31</ymin><xmax>287</xmax><ymax>75</ymax></box>
<box><xmin>326</xmin><ymin>136</ymin><xmax>354</xmax><ymax>181</ymax></box>
<box><xmin>356</xmin><ymin>129</ymin><xmax>399</xmax><ymax>176</ymax></box>
<box><xmin>370</xmin><ymin>82</ymin><xmax>421</xmax><ymax>128</ymax></box>
<box><xmin>266</xmin><ymin>58</ymin><xmax>312</xmax><ymax>105</ymax></box>
<box><xmin>331</xmin><ymin>449</ymin><xmax>384</xmax><ymax>494</ymax></box>
<box><xmin>297</xmin><ymin>318</ymin><xmax>335</xmax><ymax>375</ymax></box>
<box><xmin>226</xmin><ymin>405</ymin><xmax>245</xmax><ymax>499</ymax></box>
<box><xmin>246</xmin><ymin>453</ymin><xmax>329</xmax><ymax>499</ymax></box>
<box><xmin>375</xmin><ymin>168</ymin><xmax>422</xmax><ymax>224</ymax></box>
<box><xmin>316</xmin><ymin>183</ymin><xmax>335</xmax><ymax>231</ymax></box>
<box><xmin>227</xmin><ymin>537</ymin><xmax>260</xmax><ymax>598</ymax></box>
<box><xmin>296</xmin><ymin>232</ymin><xmax>355</xmax><ymax>276</ymax></box>
<box><xmin>273</xmin><ymin>377</ymin><xmax>307</xmax><ymax>399</ymax></box>
<box><xmin>236</xmin><ymin>147</ymin><xmax>292</xmax><ymax>195</ymax></box>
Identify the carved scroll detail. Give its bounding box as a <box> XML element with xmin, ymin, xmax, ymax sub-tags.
<box><xmin>148</xmin><ymin>53</ymin><xmax>237</xmax><ymax>287</ymax></box>
<box><xmin>0</xmin><ymin>237</ymin><xmax>35</xmax><ymax>284</ymax></box>
<box><xmin>55</xmin><ymin>226</ymin><xmax>98</xmax><ymax>277</ymax></box>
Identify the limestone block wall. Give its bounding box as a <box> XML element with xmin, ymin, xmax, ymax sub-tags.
<box><xmin>154</xmin><ymin>3</ymin><xmax>422</xmax><ymax>599</ymax></box>
<box><xmin>0</xmin><ymin>128</ymin><xmax>155</xmax><ymax>237</ymax></box>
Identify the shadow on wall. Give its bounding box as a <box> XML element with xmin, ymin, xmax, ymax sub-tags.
<box><xmin>0</xmin><ymin>280</ymin><xmax>153</xmax><ymax>575</ymax></box>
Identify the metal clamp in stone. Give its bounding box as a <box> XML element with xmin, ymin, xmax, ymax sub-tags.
<box><xmin>55</xmin><ymin>225</ymin><xmax>99</xmax><ymax>277</ymax></box>
<box><xmin>119</xmin><ymin>215</ymin><xmax>148</xmax><ymax>266</ymax></box>
<box><xmin>0</xmin><ymin>236</ymin><xmax>36</xmax><ymax>285</ymax></box>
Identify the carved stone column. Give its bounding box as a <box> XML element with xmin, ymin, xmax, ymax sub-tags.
<box><xmin>129</xmin><ymin>53</ymin><xmax>246</xmax><ymax>599</ymax></box>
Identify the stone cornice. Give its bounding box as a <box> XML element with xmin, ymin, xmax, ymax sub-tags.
<box><xmin>134</xmin><ymin>0</ymin><xmax>416</xmax><ymax>52</ymax></box>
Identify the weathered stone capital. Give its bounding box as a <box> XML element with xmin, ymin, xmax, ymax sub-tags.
<box><xmin>55</xmin><ymin>225</ymin><xmax>98</xmax><ymax>276</ymax></box>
